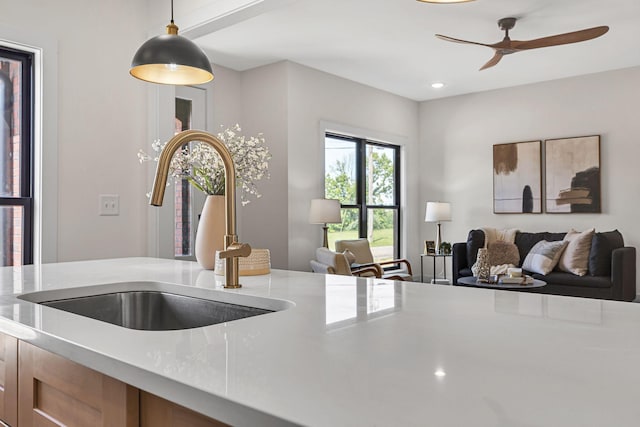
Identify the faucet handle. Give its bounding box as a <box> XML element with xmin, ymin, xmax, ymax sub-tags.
<box><xmin>219</xmin><ymin>242</ymin><xmax>252</xmax><ymax>259</ymax></box>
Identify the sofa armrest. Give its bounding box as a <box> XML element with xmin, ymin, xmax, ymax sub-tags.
<box><xmin>611</xmin><ymin>246</ymin><xmax>636</xmax><ymax>301</ymax></box>
<box><xmin>452</xmin><ymin>242</ymin><xmax>468</xmax><ymax>285</ymax></box>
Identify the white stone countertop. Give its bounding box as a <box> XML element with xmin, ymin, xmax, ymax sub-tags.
<box><xmin>0</xmin><ymin>257</ymin><xmax>639</xmax><ymax>426</ymax></box>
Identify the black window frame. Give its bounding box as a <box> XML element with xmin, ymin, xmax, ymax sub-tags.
<box><xmin>0</xmin><ymin>45</ymin><xmax>34</xmax><ymax>265</ymax></box>
<box><xmin>325</xmin><ymin>132</ymin><xmax>402</xmax><ymax>259</ymax></box>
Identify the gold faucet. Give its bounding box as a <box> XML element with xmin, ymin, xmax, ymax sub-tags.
<box><xmin>149</xmin><ymin>130</ymin><xmax>251</xmax><ymax>288</ymax></box>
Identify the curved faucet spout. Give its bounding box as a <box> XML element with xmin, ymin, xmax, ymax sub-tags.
<box><xmin>149</xmin><ymin>130</ymin><xmax>248</xmax><ymax>288</ymax></box>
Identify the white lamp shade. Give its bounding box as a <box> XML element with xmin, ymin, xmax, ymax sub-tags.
<box><xmin>425</xmin><ymin>202</ymin><xmax>451</xmax><ymax>222</ymax></box>
<box><xmin>309</xmin><ymin>199</ymin><xmax>342</xmax><ymax>224</ymax></box>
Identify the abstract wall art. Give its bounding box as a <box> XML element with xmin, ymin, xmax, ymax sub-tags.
<box><xmin>493</xmin><ymin>140</ymin><xmax>542</xmax><ymax>214</ymax></box>
<box><xmin>545</xmin><ymin>135</ymin><xmax>601</xmax><ymax>213</ymax></box>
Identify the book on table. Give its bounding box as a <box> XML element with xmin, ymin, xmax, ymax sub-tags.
<box><xmin>498</xmin><ymin>275</ymin><xmax>533</xmax><ymax>285</ymax></box>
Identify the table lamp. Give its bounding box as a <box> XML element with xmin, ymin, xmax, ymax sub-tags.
<box><xmin>309</xmin><ymin>199</ymin><xmax>342</xmax><ymax>248</ymax></box>
<box><xmin>425</xmin><ymin>202</ymin><xmax>451</xmax><ymax>253</ymax></box>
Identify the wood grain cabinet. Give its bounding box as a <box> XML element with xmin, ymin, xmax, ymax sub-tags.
<box><xmin>0</xmin><ymin>337</ymin><xmax>230</xmax><ymax>427</ymax></box>
<box><xmin>140</xmin><ymin>391</ymin><xmax>228</xmax><ymax>427</ymax></box>
<box><xmin>0</xmin><ymin>333</ymin><xmax>17</xmax><ymax>427</ymax></box>
<box><xmin>18</xmin><ymin>341</ymin><xmax>138</xmax><ymax>427</ymax></box>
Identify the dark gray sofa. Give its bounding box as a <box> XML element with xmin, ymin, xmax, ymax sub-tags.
<box><xmin>452</xmin><ymin>230</ymin><xmax>636</xmax><ymax>301</ymax></box>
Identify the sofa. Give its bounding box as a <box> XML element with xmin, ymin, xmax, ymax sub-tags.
<box><xmin>452</xmin><ymin>229</ymin><xmax>636</xmax><ymax>301</ymax></box>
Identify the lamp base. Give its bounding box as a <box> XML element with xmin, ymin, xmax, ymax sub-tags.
<box><xmin>435</xmin><ymin>222</ymin><xmax>442</xmax><ymax>254</ymax></box>
<box><xmin>322</xmin><ymin>225</ymin><xmax>329</xmax><ymax>248</ymax></box>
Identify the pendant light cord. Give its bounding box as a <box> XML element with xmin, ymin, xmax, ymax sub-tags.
<box><xmin>170</xmin><ymin>0</ymin><xmax>175</xmax><ymax>24</ymax></box>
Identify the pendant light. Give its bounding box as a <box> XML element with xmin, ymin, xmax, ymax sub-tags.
<box><xmin>130</xmin><ymin>0</ymin><xmax>214</xmax><ymax>85</ymax></box>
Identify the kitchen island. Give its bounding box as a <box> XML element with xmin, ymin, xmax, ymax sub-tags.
<box><xmin>0</xmin><ymin>257</ymin><xmax>638</xmax><ymax>426</ymax></box>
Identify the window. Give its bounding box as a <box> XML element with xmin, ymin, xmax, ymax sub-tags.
<box><xmin>324</xmin><ymin>133</ymin><xmax>400</xmax><ymax>262</ymax></box>
<box><xmin>0</xmin><ymin>46</ymin><xmax>33</xmax><ymax>266</ymax></box>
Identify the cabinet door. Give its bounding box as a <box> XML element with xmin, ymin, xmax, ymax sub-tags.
<box><xmin>140</xmin><ymin>391</ymin><xmax>228</xmax><ymax>427</ymax></box>
<box><xmin>18</xmin><ymin>341</ymin><xmax>138</xmax><ymax>427</ymax></box>
<box><xmin>0</xmin><ymin>333</ymin><xmax>17</xmax><ymax>426</ymax></box>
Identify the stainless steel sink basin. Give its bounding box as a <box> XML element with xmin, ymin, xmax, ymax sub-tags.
<box><xmin>18</xmin><ymin>281</ymin><xmax>292</xmax><ymax>331</ymax></box>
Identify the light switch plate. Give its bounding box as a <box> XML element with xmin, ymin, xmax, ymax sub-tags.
<box><xmin>99</xmin><ymin>194</ymin><xmax>119</xmax><ymax>216</ymax></box>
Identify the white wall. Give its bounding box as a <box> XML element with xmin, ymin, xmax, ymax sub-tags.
<box><xmin>0</xmin><ymin>0</ymin><xmax>149</xmax><ymax>262</ymax></box>
<box><xmin>237</xmin><ymin>62</ymin><xmax>290</xmax><ymax>269</ymax></box>
<box><xmin>419</xmin><ymin>66</ymin><xmax>640</xmax><ymax>291</ymax></box>
<box><xmin>210</xmin><ymin>61</ymin><xmax>421</xmax><ymax>273</ymax></box>
<box><xmin>286</xmin><ymin>62</ymin><xmax>420</xmax><ymax>272</ymax></box>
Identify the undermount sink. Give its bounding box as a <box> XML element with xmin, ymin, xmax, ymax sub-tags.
<box><xmin>18</xmin><ymin>281</ymin><xmax>292</xmax><ymax>331</ymax></box>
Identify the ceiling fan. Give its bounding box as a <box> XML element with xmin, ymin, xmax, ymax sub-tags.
<box><xmin>436</xmin><ymin>17</ymin><xmax>609</xmax><ymax>70</ymax></box>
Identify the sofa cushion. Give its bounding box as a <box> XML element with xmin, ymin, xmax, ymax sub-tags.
<box><xmin>530</xmin><ymin>271</ymin><xmax>612</xmax><ymax>289</ymax></box>
<box><xmin>466</xmin><ymin>229</ymin><xmax>485</xmax><ymax>268</ymax></box>
<box><xmin>459</xmin><ymin>267</ymin><xmax>473</xmax><ymax>278</ymax></box>
<box><xmin>522</xmin><ymin>240</ymin><xmax>568</xmax><ymax>275</ymax></box>
<box><xmin>589</xmin><ymin>230</ymin><xmax>624</xmax><ymax>276</ymax></box>
<box><xmin>515</xmin><ymin>232</ymin><xmax>566</xmax><ymax>266</ymax></box>
<box><xmin>558</xmin><ymin>228</ymin><xmax>595</xmax><ymax>276</ymax></box>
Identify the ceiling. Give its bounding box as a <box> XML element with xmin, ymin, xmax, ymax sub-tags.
<box><xmin>194</xmin><ymin>0</ymin><xmax>640</xmax><ymax>101</ymax></box>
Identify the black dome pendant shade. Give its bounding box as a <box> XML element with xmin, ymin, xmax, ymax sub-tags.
<box><xmin>130</xmin><ymin>1</ymin><xmax>213</xmax><ymax>85</ymax></box>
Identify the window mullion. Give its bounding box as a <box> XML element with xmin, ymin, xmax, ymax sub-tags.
<box><xmin>356</xmin><ymin>139</ymin><xmax>366</xmax><ymax>239</ymax></box>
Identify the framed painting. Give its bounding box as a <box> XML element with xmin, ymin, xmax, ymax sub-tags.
<box><xmin>545</xmin><ymin>135</ymin><xmax>601</xmax><ymax>213</ymax></box>
<box><xmin>493</xmin><ymin>140</ymin><xmax>542</xmax><ymax>213</ymax></box>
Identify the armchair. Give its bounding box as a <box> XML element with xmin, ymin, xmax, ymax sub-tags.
<box><xmin>335</xmin><ymin>238</ymin><xmax>413</xmax><ymax>281</ymax></box>
<box><xmin>310</xmin><ymin>248</ymin><xmax>381</xmax><ymax>277</ymax></box>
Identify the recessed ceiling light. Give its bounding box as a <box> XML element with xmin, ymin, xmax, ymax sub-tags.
<box><xmin>431</xmin><ymin>82</ymin><xmax>445</xmax><ymax>89</ymax></box>
<box><xmin>434</xmin><ymin>369</ymin><xmax>447</xmax><ymax>377</ymax></box>
<box><xmin>417</xmin><ymin>0</ymin><xmax>475</xmax><ymax>4</ymax></box>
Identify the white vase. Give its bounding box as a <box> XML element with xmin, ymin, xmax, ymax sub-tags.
<box><xmin>195</xmin><ymin>195</ymin><xmax>226</xmax><ymax>270</ymax></box>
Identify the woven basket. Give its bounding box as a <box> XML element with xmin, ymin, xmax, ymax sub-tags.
<box><xmin>214</xmin><ymin>248</ymin><xmax>271</xmax><ymax>276</ymax></box>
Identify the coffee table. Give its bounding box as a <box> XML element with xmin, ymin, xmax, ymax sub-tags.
<box><xmin>456</xmin><ymin>276</ymin><xmax>546</xmax><ymax>290</ymax></box>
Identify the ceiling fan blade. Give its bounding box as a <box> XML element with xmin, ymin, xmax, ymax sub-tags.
<box><xmin>435</xmin><ymin>34</ymin><xmax>492</xmax><ymax>48</ymax></box>
<box><xmin>479</xmin><ymin>52</ymin><xmax>503</xmax><ymax>70</ymax></box>
<box><xmin>511</xmin><ymin>26</ymin><xmax>609</xmax><ymax>50</ymax></box>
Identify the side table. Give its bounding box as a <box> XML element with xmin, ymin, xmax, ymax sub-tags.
<box><xmin>420</xmin><ymin>253</ymin><xmax>452</xmax><ymax>284</ymax></box>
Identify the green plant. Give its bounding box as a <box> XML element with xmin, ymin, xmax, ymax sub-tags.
<box><xmin>439</xmin><ymin>241</ymin><xmax>452</xmax><ymax>255</ymax></box>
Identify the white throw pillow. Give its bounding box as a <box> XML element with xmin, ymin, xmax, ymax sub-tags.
<box><xmin>522</xmin><ymin>240</ymin><xmax>568</xmax><ymax>275</ymax></box>
<box><xmin>558</xmin><ymin>228</ymin><xmax>595</xmax><ymax>276</ymax></box>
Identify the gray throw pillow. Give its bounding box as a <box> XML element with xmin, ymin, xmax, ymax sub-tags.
<box><xmin>522</xmin><ymin>240</ymin><xmax>568</xmax><ymax>275</ymax></box>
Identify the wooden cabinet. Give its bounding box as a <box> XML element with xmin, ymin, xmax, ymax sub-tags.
<box><xmin>140</xmin><ymin>391</ymin><xmax>228</xmax><ymax>427</ymax></box>
<box><xmin>18</xmin><ymin>341</ymin><xmax>138</xmax><ymax>427</ymax></box>
<box><xmin>0</xmin><ymin>333</ymin><xmax>17</xmax><ymax>427</ymax></box>
<box><xmin>0</xmin><ymin>337</ymin><xmax>230</xmax><ymax>426</ymax></box>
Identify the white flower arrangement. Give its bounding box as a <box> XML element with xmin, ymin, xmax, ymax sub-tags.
<box><xmin>138</xmin><ymin>124</ymin><xmax>271</xmax><ymax>205</ymax></box>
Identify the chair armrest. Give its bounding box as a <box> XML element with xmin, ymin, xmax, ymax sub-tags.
<box><xmin>377</xmin><ymin>259</ymin><xmax>413</xmax><ymax>276</ymax></box>
<box><xmin>352</xmin><ymin>262</ymin><xmax>384</xmax><ymax>277</ymax></box>
<box><xmin>611</xmin><ymin>246</ymin><xmax>636</xmax><ymax>301</ymax></box>
<box><xmin>352</xmin><ymin>266</ymin><xmax>382</xmax><ymax>278</ymax></box>
<box><xmin>452</xmin><ymin>242</ymin><xmax>468</xmax><ymax>285</ymax></box>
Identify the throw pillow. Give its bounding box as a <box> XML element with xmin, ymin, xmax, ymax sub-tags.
<box><xmin>557</xmin><ymin>228</ymin><xmax>595</xmax><ymax>276</ymax></box>
<box><xmin>487</xmin><ymin>241</ymin><xmax>520</xmax><ymax>266</ymax></box>
<box><xmin>588</xmin><ymin>230</ymin><xmax>624</xmax><ymax>276</ymax></box>
<box><xmin>343</xmin><ymin>249</ymin><xmax>356</xmax><ymax>265</ymax></box>
<box><xmin>522</xmin><ymin>240</ymin><xmax>569</xmax><ymax>275</ymax></box>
